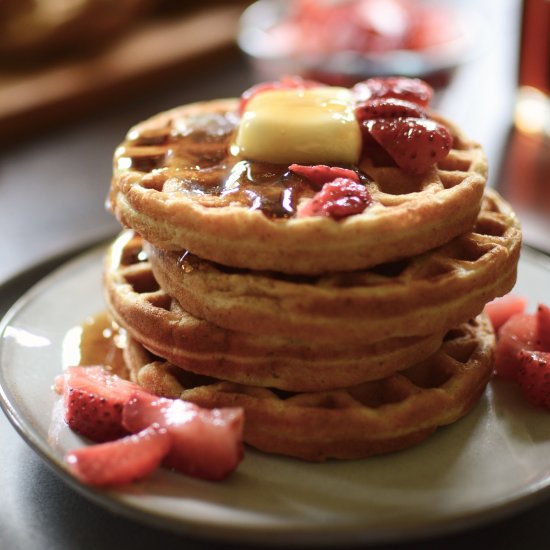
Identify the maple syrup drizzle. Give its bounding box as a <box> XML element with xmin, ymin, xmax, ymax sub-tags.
<box><xmin>177</xmin><ymin>250</ymin><xmax>196</xmax><ymax>273</ymax></box>
<box><xmin>118</xmin><ymin>109</ymin><xmax>355</xmax><ymax>219</ymax></box>
<box><xmin>77</xmin><ymin>311</ymin><xmax>128</xmax><ymax>378</ymax></box>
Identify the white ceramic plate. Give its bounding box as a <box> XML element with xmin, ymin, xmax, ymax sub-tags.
<box><xmin>1</xmin><ymin>244</ymin><xmax>550</xmax><ymax>546</ymax></box>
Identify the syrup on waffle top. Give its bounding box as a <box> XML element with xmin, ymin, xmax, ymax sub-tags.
<box><xmin>109</xmin><ymin>76</ymin><xmax>488</xmax><ymax>275</ymax></box>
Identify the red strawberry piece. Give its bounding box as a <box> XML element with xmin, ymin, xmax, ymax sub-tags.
<box><xmin>352</xmin><ymin>76</ymin><xmax>434</xmax><ymax>108</ymax></box>
<box><xmin>537</xmin><ymin>304</ymin><xmax>550</xmax><ymax>351</ymax></box>
<box><xmin>279</xmin><ymin>74</ymin><xmax>322</xmax><ymax>89</ymax></box>
<box><xmin>355</xmin><ymin>97</ymin><xmax>426</xmax><ymax>123</ymax></box>
<box><xmin>56</xmin><ymin>366</ymin><xmax>153</xmax><ymax>443</ymax></box>
<box><xmin>359</xmin><ymin>128</ymin><xmax>395</xmax><ymax>167</ymax></box>
<box><xmin>239</xmin><ymin>75</ymin><xmax>322</xmax><ymax>114</ymax></box>
<box><xmin>289</xmin><ymin>164</ymin><xmax>360</xmax><ymax>187</ymax></box>
<box><xmin>484</xmin><ymin>294</ymin><xmax>528</xmax><ymax>332</ymax></box>
<box><xmin>517</xmin><ymin>350</ymin><xmax>550</xmax><ymax>409</ymax></box>
<box><xmin>65</xmin><ymin>425</ymin><xmax>171</xmax><ymax>487</ymax></box>
<box><xmin>297</xmin><ymin>178</ymin><xmax>372</xmax><ymax>220</ymax></box>
<box><xmin>123</xmin><ymin>394</ymin><xmax>244</xmax><ymax>481</ymax></box>
<box><xmin>367</xmin><ymin>117</ymin><xmax>452</xmax><ymax>175</ymax></box>
<box><xmin>494</xmin><ymin>313</ymin><xmax>538</xmax><ymax>381</ymax></box>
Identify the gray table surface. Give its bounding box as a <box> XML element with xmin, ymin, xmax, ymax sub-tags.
<box><xmin>3</xmin><ymin>1</ymin><xmax>550</xmax><ymax>548</ymax></box>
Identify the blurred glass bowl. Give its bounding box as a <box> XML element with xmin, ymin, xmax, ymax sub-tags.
<box><xmin>238</xmin><ymin>0</ymin><xmax>482</xmax><ymax>87</ymax></box>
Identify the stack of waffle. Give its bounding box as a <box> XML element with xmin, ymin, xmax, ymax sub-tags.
<box><xmin>105</xmin><ymin>96</ymin><xmax>521</xmax><ymax>461</ymax></box>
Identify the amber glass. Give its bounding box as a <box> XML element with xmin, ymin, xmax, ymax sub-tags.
<box><xmin>518</xmin><ymin>0</ymin><xmax>550</xmax><ymax>95</ymax></box>
<box><xmin>515</xmin><ymin>0</ymin><xmax>550</xmax><ymax>134</ymax></box>
<box><xmin>499</xmin><ymin>1</ymin><xmax>550</xmax><ymax>232</ymax></box>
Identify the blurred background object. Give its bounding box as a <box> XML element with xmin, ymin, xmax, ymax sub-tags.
<box><xmin>515</xmin><ymin>0</ymin><xmax>550</xmax><ymax>134</ymax></box>
<box><xmin>0</xmin><ymin>0</ymin><xmax>249</xmax><ymax>145</ymax></box>
<box><xmin>0</xmin><ymin>0</ymin><xmax>158</xmax><ymax>65</ymax></box>
<box><xmin>497</xmin><ymin>0</ymin><xmax>550</xmax><ymax>255</ymax></box>
<box><xmin>238</xmin><ymin>0</ymin><xmax>482</xmax><ymax>88</ymax></box>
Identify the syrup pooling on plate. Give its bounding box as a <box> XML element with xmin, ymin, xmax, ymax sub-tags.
<box><xmin>116</xmin><ymin>109</ymin><xmax>368</xmax><ymax>219</ymax></box>
<box><xmin>76</xmin><ymin>312</ymin><xmax>127</xmax><ymax>379</ymax></box>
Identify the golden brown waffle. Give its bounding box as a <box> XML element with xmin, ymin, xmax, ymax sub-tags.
<box><xmin>123</xmin><ymin>315</ymin><xmax>495</xmax><ymax>461</ymax></box>
<box><xmin>145</xmin><ymin>189</ymin><xmax>521</xmax><ymax>344</ymax></box>
<box><xmin>109</xmin><ymin>98</ymin><xmax>487</xmax><ymax>275</ymax></box>
<box><xmin>104</xmin><ymin>231</ymin><xmax>445</xmax><ymax>391</ymax></box>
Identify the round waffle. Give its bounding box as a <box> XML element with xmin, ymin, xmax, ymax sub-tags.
<box><xmin>109</xmin><ymin>97</ymin><xmax>487</xmax><ymax>275</ymax></box>
<box><xmin>145</xmin><ymin>189</ymin><xmax>521</xmax><ymax>345</ymax></box>
<box><xmin>104</xmin><ymin>231</ymin><xmax>445</xmax><ymax>391</ymax></box>
<box><xmin>123</xmin><ymin>315</ymin><xmax>495</xmax><ymax>461</ymax></box>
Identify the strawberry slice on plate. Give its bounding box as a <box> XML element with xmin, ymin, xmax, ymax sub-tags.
<box><xmin>123</xmin><ymin>394</ymin><xmax>244</xmax><ymax>481</ymax></box>
<box><xmin>66</xmin><ymin>425</ymin><xmax>172</xmax><ymax>487</ymax></box>
<box><xmin>494</xmin><ymin>313</ymin><xmax>538</xmax><ymax>381</ymax></box>
<box><xmin>494</xmin><ymin>303</ymin><xmax>550</xmax><ymax>382</ymax></box>
<box><xmin>55</xmin><ymin>366</ymin><xmax>152</xmax><ymax>442</ymax></box>
<box><xmin>484</xmin><ymin>294</ymin><xmax>528</xmax><ymax>332</ymax></box>
<box><xmin>57</xmin><ymin>367</ymin><xmax>245</xmax><ymax>485</ymax></box>
<box><xmin>537</xmin><ymin>304</ymin><xmax>550</xmax><ymax>350</ymax></box>
<box><xmin>517</xmin><ymin>350</ymin><xmax>550</xmax><ymax>409</ymax></box>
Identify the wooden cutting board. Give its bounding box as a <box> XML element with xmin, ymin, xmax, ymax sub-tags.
<box><xmin>0</xmin><ymin>4</ymin><xmax>246</xmax><ymax>144</ymax></box>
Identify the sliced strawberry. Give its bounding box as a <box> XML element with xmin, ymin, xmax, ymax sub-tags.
<box><xmin>517</xmin><ymin>350</ymin><xmax>550</xmax><ymax>409</ymax></box>
<box><xmin>123</xmin><ymin>395</ymin><xmax>244</xmax><ymax>481</ymax></box>
<box><xmin>239</xmin><ymin>75</ymin><xmax>322</xmax><ymax>114</ymax></box>
<box><xmin>484</xmin><ymin>294</ymin><xmax>528</xmax><ymax>332</ymax></box>
<box><xmin>289</xmin><ymin>164</ymin><xmax>360</xmax><ymax>187</ymax></box>
<box><xmin>367</xmin><ymin>117</ymin><xmax>452</xmax><ymax>175</ymax></box>
<box><xmin>297</xmin><ymin>178</ymin><xmax>372</xmax><ymax>219</ymax></box>
<box><xmin>537</xmin><ymin>304</ymin><xmax>550</xmax><ymax>351</ymax></box>
<box><xmin>56</xmin><ymin>366</ymin><xmax>153</xmax><ymax>442</ymax></box>
<box><xmin>359</xmin><ymin>128</ymin><xmax>395</xmax><ymax>167</ymax></box>
<box><xmin>355</xmin><ymin>97</ymin><xmax>426</xmax><ymax>123</ymax></box>
<box><xmin>494</xmin><ymin>313</ymin><xmax>538</xmax><ymax>381</ymax></box>
<box><xmin>352</xmin><ymin>77</ymin><xmax>434</xmax><ymax>108</ymax></box>
<box><xmin>65</xmin><ymin>425</ymin><xmax>171</xmax><ymax>487</ymax></box>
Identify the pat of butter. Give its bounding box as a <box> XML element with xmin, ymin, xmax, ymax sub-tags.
<box><xmin>233</xmin><ymin>87</ymin><xmax>361</xmax><ymax>165</ymax></box>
